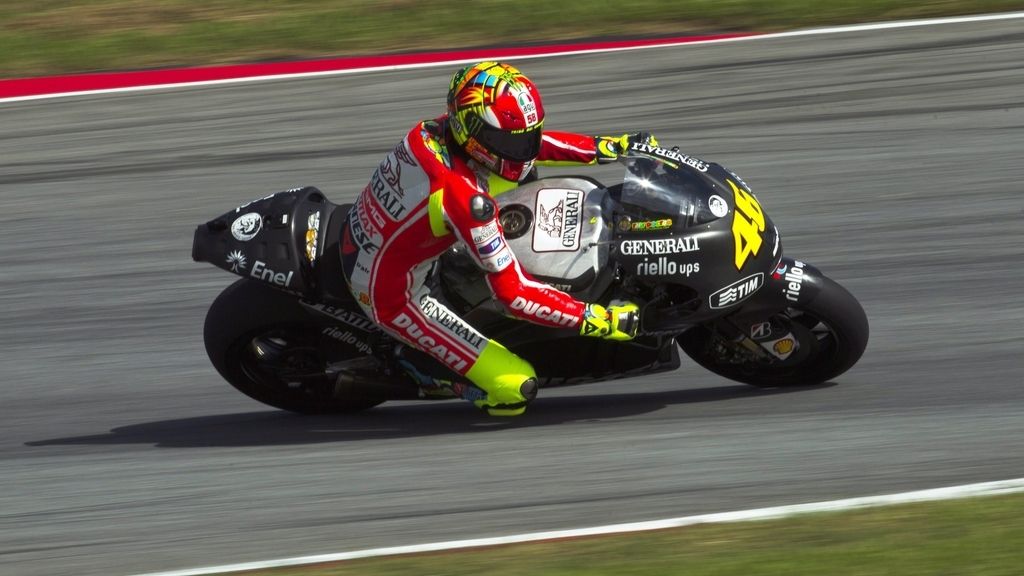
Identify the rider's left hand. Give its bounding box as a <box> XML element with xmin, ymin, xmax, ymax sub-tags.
<box><xmin>595</xmin><ymin>132</ymin><xmax>659</xmax><ymax>164</ymax></box>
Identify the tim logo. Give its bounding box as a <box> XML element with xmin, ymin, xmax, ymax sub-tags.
<box><xmin>710</xmin><ymin>273</ymin><xmax>764</xmax><ymax>309</ymax></box>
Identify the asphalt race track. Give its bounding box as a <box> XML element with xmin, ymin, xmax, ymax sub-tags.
<box><xmin>2</xmin><ymin>17</ymin><xmax>1022</xmax><ymax>576</ymax></box>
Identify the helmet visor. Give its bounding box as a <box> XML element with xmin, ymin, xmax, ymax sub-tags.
<box><xmin>476</xmin><ymin>121</ymin><xmax>543</xmax><ymax>162</ymax></box>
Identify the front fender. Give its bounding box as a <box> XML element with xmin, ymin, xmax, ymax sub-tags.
<box><xmin>733</xmin><ymin>257</ymin><xmax>824</xmax><ymax>316</ymax></box>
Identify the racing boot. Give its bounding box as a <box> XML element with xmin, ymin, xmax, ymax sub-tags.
<box><xmin>465</xmin><ymin>340</ymin><xmax>539</xmax><ymax>416</ymax></box>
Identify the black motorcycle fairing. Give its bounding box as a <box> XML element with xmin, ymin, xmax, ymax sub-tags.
<box><xmin>688</xmin><ymin>257</ymin><xmax>829</xmax><ymax>365</ymax></box>
<box><xmin>608</xmin><ymin>156</ymin><xmax>782</xmax><ymax>328</ymax></box>
<box><xmin>191</xmin><ymin>187</ymin><xmax>354</xmax><ymax>303</ymax></box>
<box><xmin>729</xmin><ymin>257</ymin><xmax>826</xmax><ymax>317</ymax></box>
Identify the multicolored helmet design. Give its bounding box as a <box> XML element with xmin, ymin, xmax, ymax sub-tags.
<box><xmin>447</xmin><ymin>61</ymin><xmax>545</xmax><ymax>182</ymax></box>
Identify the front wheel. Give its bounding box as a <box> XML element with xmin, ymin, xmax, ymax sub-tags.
<box><xmin>203</xmin><ymin>279</ymin><xmax>386</xmax><ymax>414</ymax></box>
<box><xmin>678</xmin><ymin>276</ymin><xmax>868</xmax><ymax>387</ymax></box>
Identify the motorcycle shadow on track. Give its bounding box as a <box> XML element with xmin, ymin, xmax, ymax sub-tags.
<box><xmin>26</xmin><ymin>383</ymin><xmax>835</xmax><ymax>449</ymax></box>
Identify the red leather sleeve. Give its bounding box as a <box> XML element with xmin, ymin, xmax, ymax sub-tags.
<box><xmin>537</xmin><ymin>131</ymin><xmax>598</xmax><ymax>165</ymax></box>
<box><xmin>441</xmin><ymin>172</ymin><xmax>586</xmax><ymax>329</ymax></box>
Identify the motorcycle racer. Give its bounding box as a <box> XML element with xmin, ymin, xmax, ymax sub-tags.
<box><xmin>341</xmin><ymin>61</ymin><xmax>653</xmax><ymax>416</ymax></box>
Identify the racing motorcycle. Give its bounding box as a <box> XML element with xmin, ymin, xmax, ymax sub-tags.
<box><xmin>192</xmin><ymin>143</ymin><xmax>868</xmax><ymax>413</ymax></box>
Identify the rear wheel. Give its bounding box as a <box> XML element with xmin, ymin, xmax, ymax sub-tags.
<box><xmin>678</xmin><ymin>276</ymin><xmax>868</xmax><ymax>387</ymax></box>
<box><xmin>203</xmin><ymin>279</ymin><xmax>385</xmax><ymax>413</ymax></box>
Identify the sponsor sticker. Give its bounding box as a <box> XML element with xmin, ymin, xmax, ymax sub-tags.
<box><xmin>708</xmin><ymin>195</ymin><xmax>729</xmax><ymax>218</ymax></box>
<box><xmin>620</xmin><ymin>236</ymin><xmax>700</xmax><ymax>256</ymax></box>
<box><xmin>470</xmin><ymin>221</ymin><xmax>499</xmax><ymax>244</ymax></box>
<box><xmin>478</xmin><ymin>235</ymin><xmax>504</xmax><ymax>256</ymax></box>
<box><xmin>322</xmin><ymin>327</ymin><xmax>373</xmax><ymax>355</ymax></box>
<box><xmin>481</xmin><ymin>245</ymin><xmax>514</xmax><ymax>273</ymax></box>
<box><xmin>226</xmin><ymin>250</ymin><xmax>247</xmax><ymax>272</ymax></box>
<box><xmin>250</xmin><ymin>260</ymin><xmax>294</xmax><ymax>288</ymax></box>
<box><xmin>773</xmin><ymin>338</ymin><xmax>795</xmax><ymax>355</ymax></box>
<box><xmin>515</xmin><ymin>89</ymin><xmax>539</xmax><ymax>126</ymax></box>
<box><xmin>304</xmin><ymin>211</ymin><xmax>320</xmax><ymax>262</ymax></box>
<box><xmin>709</xmin><ymin>272</ymin><xmax>764</xmax><ymax>309</ymax></box>
<box><xmin>629</xmin><ymin>142</ymin><xmax>709</xmax><ymax>172</ymax></box>
<box><xmin>751</xmin><ymin>321</ymin><xmax>772</xmax><ymax>340</ymax></box>
<box><xmin>630</xmin><ymin>219</ymin><xmax>672</xmax><ymax>232</ymax></box>
<box><xmin>781</xmin><ymin>260</ymin><xmax>807</xmax><ymax>302</ymax></box>
<box><xmin>761</xmin><ymin>335</ymin><xmax>797</xmax><ymax>361</ymax></box>
<box><xmin>533</xmin><ymin>188</ymin><xmax>583</xmax><ymax>252</ymax></box>
<box><xmin>636</xmin><ymin>257</ymin><xmax>700</xmax><ymax>277</ymax></box>
<box><xmin>231</xmin><ymin>212</ymin><xmax>263</xmax><ymax>241</ymax></box>
<box><xmin>301</xmin><ymin>301</ymin><xmax>379</xmax><ymax>332</ymax></box>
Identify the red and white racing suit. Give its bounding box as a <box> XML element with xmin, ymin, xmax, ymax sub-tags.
<box><xmin>341</xmin><ymin>116</ymin><xmax>602</xmax><ymax>412</ymax></box>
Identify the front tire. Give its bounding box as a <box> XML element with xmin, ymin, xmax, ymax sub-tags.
<box><xmin>203</xmin><ymin>279</ymin><xmax>385</xmax><ymax>413</ymax></box>
<box><xmin>678</xmin><ymin>276</ymin><xmax>868</xmax><ymax>387</ymax></box>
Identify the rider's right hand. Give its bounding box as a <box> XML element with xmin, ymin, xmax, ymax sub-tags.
<box><xmin>579</xmin><ymin>302</ymin><xmax>640</xmax><ymax>341</ymax></box>
<box><xmin>595</xmin><ymin>133</ymin><xmax>659</xmax><ymax>164</ymax></box>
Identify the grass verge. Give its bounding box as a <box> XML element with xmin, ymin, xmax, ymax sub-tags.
<box><xmin>3</xmin><ymin>1</ymin><xmax>1024</xmax><ymax>77</ymax></box>
<box><xmin>220</xmin><ymin>492</ymin><xmax>1024</xmax><ymax>575</ymax></box>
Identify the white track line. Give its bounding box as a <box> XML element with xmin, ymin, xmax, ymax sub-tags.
<box><xmin>134</xmin><ymin>477</ymin><xmax>1024</xmax><ymax>576</ymax></box>
<box><xmin>3</xmin><ymin>11</ymin><xmax>1024</xmax><ymax>105</ymax></box>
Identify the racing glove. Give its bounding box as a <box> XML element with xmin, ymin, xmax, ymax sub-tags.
<box><xmin>579</xmin><ymin>302</ymin><xmax>640</xmax><ymax>341</ymax></box>
<box><xmin>595</xmin><ymin>132</ymin><xmax>659</xmax><ymax>164</ymax></box>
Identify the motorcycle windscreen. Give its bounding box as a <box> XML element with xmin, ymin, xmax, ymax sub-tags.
<box><xmin>620</xmin><ymin>157</ymin><xmax>723</xmax><ymax>227</ymax></box>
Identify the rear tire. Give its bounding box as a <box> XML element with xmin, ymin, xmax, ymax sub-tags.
<box><xmin>678</xmin><ymin>276</ymin><xmax>868</xmax><ymax>387</ymax></box>
<box><xmin>203</xmin><ymin>279</ymin><xmax>385</xmax><ymax>413</ymax></box>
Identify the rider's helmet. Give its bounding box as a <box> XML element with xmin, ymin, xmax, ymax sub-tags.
<box><xmin>447</xmin><ymin>61</ymin><xmax>545</xmax><ymax>182</ymax></box>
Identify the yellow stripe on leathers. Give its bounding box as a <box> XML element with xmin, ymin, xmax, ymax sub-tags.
<box><xmin>428</xmin><ymin>189</ymin><xmax>450</xmax><ymax>237</ymax></box>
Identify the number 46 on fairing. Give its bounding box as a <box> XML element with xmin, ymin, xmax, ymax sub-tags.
<box><xmin>730</xmin><ymin>179</ymin><xmax>766</xmax><ymax>271</ymax></box>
